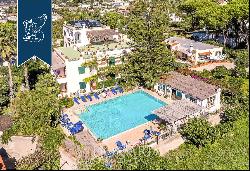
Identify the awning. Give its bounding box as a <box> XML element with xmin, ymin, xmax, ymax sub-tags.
<box><xmin>198</xmin><ymin>51</ymin><xmax>212</xmax><ymax>56</ymax></box>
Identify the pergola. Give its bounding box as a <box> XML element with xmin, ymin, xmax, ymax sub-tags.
<box><xmin>152</xmin><ymin>99</ymin><xmax>204</xmax><ymax>127</ymax></box>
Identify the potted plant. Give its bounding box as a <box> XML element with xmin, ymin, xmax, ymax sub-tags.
<box><xmin>97</xmin><ymin>138</ymin><xmax>103</xmax><ymax>143</ymax></box>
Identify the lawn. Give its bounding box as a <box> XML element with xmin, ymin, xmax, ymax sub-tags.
<box><xmin>164</xmin><ymin>117</ymin><xmax>249</xmax><ymax>170</ymax></box>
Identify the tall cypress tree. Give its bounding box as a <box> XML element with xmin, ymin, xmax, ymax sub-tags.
<box><xmin>122</xmin><ymin>0</ymin><xmax>176</xmax><ymax>88</ymax></box>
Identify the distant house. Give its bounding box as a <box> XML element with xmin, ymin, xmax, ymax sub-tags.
<box><xmin>169</xmin><ymin>13</ymin><xmax>182</xmax><ymax>23</ymax></box>
<box><xmin>218</xmin><ymin>0</ymin><xmax>228</xmax><ymax>5</ymax></box>
<box><xmin>6</xmin><ymin>14</ymin><xmax>16</xmax><ymax>22</ymax></box>
<box><xmin>154</xmin><ymin>71</ymin><xmax>221</xmax><ymax>113</ymax></box>
<box><xmin>165</xmin><ymin>37</ymin><xmax>225</xmax><ymax>64</ymax></box>
<box><xmin>52</xmin><ymin>13</ymin><xmax>62</xmax><ymax>22</ymax></box>
<box><xmin>79</xmin><ymin>4</ymin><xmax>91</xmax><ymax>9</ymax></box>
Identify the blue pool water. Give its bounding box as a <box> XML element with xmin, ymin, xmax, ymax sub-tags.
<box><xmin>80</xmin><ymin>90</ymin><xmax>166</xmax><ymax>139</ymax></box>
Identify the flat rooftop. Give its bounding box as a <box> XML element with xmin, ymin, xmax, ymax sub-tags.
<box><xmin>80</xmin><ymin>41</ymin><xmax>130</xmax><ymax>52</ymax></box>
<box><xmin>57</xmin><ymin>47</ymin><xmax>82</xmax><ymax>60</ymax></box>
<box><xmin>55</xmin><ymin>41</ymin><xmax>130</xmax><ymax>61</ymax></box>
<box><xmin>166</xmin><ymin>37</ymin><xmax>221</xmax><ymax>50</ymax></box>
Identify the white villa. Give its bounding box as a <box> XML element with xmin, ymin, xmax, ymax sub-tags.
<box><xmin>52</xmin><ymin>20</ymin><xmax>131</xmax><ymax>97</ymax></box>
<box><xmin>165</xmin><ymin>37</ymin><xmax>225</xmax><ymax>64</ymax></box>
<box><xmin>154</xmin><ymin>71</ymin><xmax>221</xmax><ymax>113</ymax></box>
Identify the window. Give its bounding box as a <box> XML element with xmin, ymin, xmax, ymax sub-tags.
<box><xmin>190</xmin><ymin>96</ymin><xmax>197</xmax><ymax>103</ymax></box>
<box><xmin>79</xmin><ymin>82</ymin><xmax>86</xmax><ymax>89</ymax></box>
<box><xmin>207</xmin><ymin>95</ymin><xmax>216</xmax><ymax>108</ymax></box>
<box><xmin>215</xmin><ymin>51</ymin><xmax>221</xmax><ymax>56</ymax></box>
<box><xmin>78</xmin><ymin>67</ymin><xmax>85</xmax><ymax>74</ymax></box>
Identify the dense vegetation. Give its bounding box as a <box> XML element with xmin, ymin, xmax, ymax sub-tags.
<box><xmin>0</xmin><ymin>0</ymin><xmax>249</xmax><ymax>170</ymax></box>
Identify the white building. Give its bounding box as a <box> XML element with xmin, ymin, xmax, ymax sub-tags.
<box><xmin>52</xmin><ymin>20</ymin><xmax>131</xmax><ymax>96</ymax></box>
<box><xmin>169</xmin><ymin>13</ymin><xmax>182</xmax><ymax>23</ymax></box>
<box><xmin>63</xmin><ymin>20</ymin><xmax>122</xmax><ymax>48</ymax></box>
<box><xmin>154</xmin><ymin>71</ymin><xmax>221</xmax><ymax>113</ymax></box>
<box><xmin>52</xmin><ymin>13</ymin><xmax>62</xmax><ymax>22</ymax></box>
<box><xmin>79</xmin><ymin>4</ymin><xmax>91</xmax><ymax>9</ymax></box>
<box><xmin>165</xmin><ymin>37</ymin><xmax>225</xmax><ymax>64</ymax></box>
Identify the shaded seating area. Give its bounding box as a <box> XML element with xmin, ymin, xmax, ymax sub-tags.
<box><xmin>153</xmin><ymin>99</ymin><xmax>204</xmax><ymax>133</ymax></box>
<box><xmin>60</xmin><ymin>114</ymin><xmax>84</xmax><ymax>135</ymax></box>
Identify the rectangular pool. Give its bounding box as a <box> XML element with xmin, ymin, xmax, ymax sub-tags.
<box><xmin>80</xmin><ymin>90</ymin><xmax>166</xmax><ymax>139</ymax></box>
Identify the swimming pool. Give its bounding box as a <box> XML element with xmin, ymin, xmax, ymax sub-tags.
<box><xmin>80</xmin><ymin>90</ymin><xmax>166</xmax><ymax>139</ymax></box>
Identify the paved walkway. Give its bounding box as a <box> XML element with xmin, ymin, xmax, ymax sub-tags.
<box><xmin>151</xmin><ymin>133</ymin><xmax>184</xmax><ymax>156</ymax></box>
<box><xmin>59</xmin><ymin>147</ymin><xmax>78</xmax><ymax>170</ymax></box>
<box><xmin>0</xmin><ymin>136</ymin><xmax>38</xmax><ymax>160</ymax></box>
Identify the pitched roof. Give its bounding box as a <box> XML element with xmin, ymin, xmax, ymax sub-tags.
<box><xmin>153</xmin><ymin>99</ymin><xmax>204</xmax><ymax>124</ymax></box>
<box><xmin>159</xmin><ymin>71</ymin><xmax>218</xmax><ymax>100</ymax></box>
<box><xmin>87</xmin><ymin>29</ymin><xmax>119</xmax><ymax>42</ymax></box>
<box><xmin>52</xmin><ymin>52</ymin><xmax>65</xmax><ymax>70</ymax></box>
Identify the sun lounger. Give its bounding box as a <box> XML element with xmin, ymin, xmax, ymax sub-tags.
<box><xmin>116</xmin><ymin>141</ymin><xmax>126</xmax><ymax>150</ymax></box>
<box><xmin>86</xmin><ymin>94</ymin><xmax>92</xmax><ymax>101</ymax></box>
<box><xmin>69</xmin><ymin>124</ymin><xmax>84</xmax><ymax>135</ymax></box>
<box><xmin>73</xmin><ymin>97</ymin><xmax>80</xmax><ymax>105</ymax></box>
<box><xmin>93</xmin><ymin>93</ymin><xmax>100</xmax><ymax>100</ymax></box>
<box><xmin>105</xmin><ymin>162</ymin><xmax>112</xmax><ymax>168</ymax></box>
<box><xmin>143</xmin><ymin>134</ymin><xmax>151</xmax><ymax>141</ymax></box>
<box><xmin>117</xmin><ymin>86</ymin><xmax>124</xmax><ymax>93</ymax></box>
<box><xmin>80</xmin><ymin>96</ymin><xmax>87</xmax><ymax>102</ymax></box>
<box><xmin>144</xmin><ymin>129</ymin><xmax>152</xmax><ymax>135</ymax></box>
<box><xmin>105</xmin><ymin>151</ymin><xmax>115</xmax><ymax>158</ymax></box>
<box><xmin>111</xmin><ymin>88</ymin><xmax>117</xmax><ymax>95</ymax></box>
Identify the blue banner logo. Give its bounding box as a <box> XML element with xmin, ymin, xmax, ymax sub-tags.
<box><xmin>17</xmin><ymin>0</ymin><xmax>52</xmax><ymax>66</ymax></box>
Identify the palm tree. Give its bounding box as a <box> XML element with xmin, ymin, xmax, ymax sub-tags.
<box><xmin>0</xmin><ymin>23</ymin><xmax>17</xmax><ymax>102</ymax></box>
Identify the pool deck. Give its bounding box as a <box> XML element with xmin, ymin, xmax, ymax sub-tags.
<box><xmin>64</xmin><ymin>88</ymin><xmax>174</xmax><ymax>151</ymax></box>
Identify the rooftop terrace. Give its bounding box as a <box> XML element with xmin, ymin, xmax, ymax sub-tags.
<box><xmin>55</xmin><ymin>41</ymin><xmax>130</xmax><ymax>61</ymax></box>
<box><xmin>80</xmin><ymin>41</ymin><xmax>130</xmax><ymax>52</ymax></box>
<box><xmin>57</xmin><ymin>47</ymin><xmax>82</xmax><ymax>60</ymax></box>
<box><xmin>166</xmin><ymin>37</ymin><xmax>221</xmax><ymax>50</ymax></box>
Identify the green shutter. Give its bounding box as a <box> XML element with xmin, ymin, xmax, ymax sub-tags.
<box><xmin>79</xmin><ymin>82</ymin><xmax>86</xmax><ymax>89</ymax></box>
<box><xmin>109</xmin><ymin>57</ymin><xmax>115</xmax><ymax>66</ymax></box>
<box><xmin>78</xmin><ymin>67</ymin><xmax>85</xmax><ymax>74</ymax></box>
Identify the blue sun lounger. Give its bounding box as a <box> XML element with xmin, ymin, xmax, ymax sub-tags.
<box><xmin>69</xmin><ymin>123</ymin><xmax>84</xmax><ymax>135</ymax></box>
<box><xmin>80</xmin><ymin>96</ymin><xmax>87</xmax><ymax>102</ymax></box>
<box><xmin>93</xmin><ymin>93</ymin><xmax>100</xmax><ymax>100</ymax></box>
<box><xmin>111</xmin><ymin>88</ymin><xmax>117</xmax><ymax>95</ymax></box>
<box><xmin>117</xmin><ymin>86</ymin><xmax>123</xmax><ymax>93</ymax></box>
<box><xmin>116</xmin><ymin>141</ymin><xmax>126</xmax><ymax>150</ymax></box>
<box><xmin>86</xmin><ymin>94</ymin><xmax>92</xmax><ymax>101</ymax></box>
<box><xmin>143</xmin><ymin>134</ymin><xmax>151</xmax><ymax>141</ymax></box>
<box><xmin>73</xmin><ymin>97</ymin><xmax>80</xmax><ymax>105</ymax></box>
